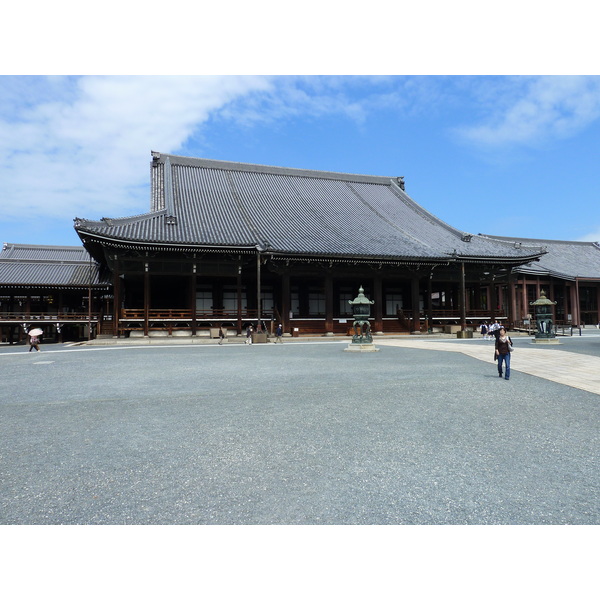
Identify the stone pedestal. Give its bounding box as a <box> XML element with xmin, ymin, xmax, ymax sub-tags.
<box><xmin>444</xmin><ymin>325</ymin><xmax>461</xmax><ymax>334</ymax></box>
<box><xmin>344</xmin><ymin>343</ymin><xmax>379</xmax><ymax>353</ymax></box>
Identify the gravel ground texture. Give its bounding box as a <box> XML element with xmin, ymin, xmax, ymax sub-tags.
<box><xmin>1</xmin><ymin>339</ymin><xmax>598</xmax><ymax>524</ymax></box>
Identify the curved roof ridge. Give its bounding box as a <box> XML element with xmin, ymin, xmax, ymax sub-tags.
<box><xmin>387</xmin><ymin>179</ymin><xmax>470</xmax><ymax>241</ymax></box>
<box><xmin>2</xmin><ymin>242</ymin><xmax>88</xmax><ymax>252</ymax></box>
<box><xmin>75</xmin><ymin>209</ymin><xmax>167</xmax><ymax>228</ymax></box>
<box><xmin>153</xmin><ymin>151</ymin><xmax>396</xmax><ymax>185</ymax></box>
<box><xmin>480</xmin><ymin>233</ymin><xmax>599</xmax><ymax>247</ymax></box>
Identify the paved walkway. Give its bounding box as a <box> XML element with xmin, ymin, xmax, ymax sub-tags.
<box><xmin>377</xmin><ymin>338</ymin><xmax>600</xmax><ymax>396</ymax></box>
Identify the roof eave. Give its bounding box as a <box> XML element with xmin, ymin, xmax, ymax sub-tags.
<box><xmin>76</xmin><ymin>231</ymin><xmax>259</xmax><ymax>253</ymax></box>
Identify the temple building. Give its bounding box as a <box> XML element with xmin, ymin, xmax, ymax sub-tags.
<box><xmin>480</xmin><ymin>235</ymin><xmax>600</xmax><ymax>328</ymax></box>
<box><xmin>0</xmin><ymin>244</ymin><xmax>111</xmax><ymax>343</ymax></box>
<box><xmin>2</xmin><ymin>151</ymin><xmax>599</xmax><ymax>341</ymax></box>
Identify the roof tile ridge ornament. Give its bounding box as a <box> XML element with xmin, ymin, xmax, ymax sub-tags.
<box><xmin>75</xmin><ymin>209</ymin><xmax>169</xmax><ymax>231</ymax></box>
<box><xmin>163</xmin><ymin>157</ymin><xmax>177</xmax><ymax>226</ymax></box>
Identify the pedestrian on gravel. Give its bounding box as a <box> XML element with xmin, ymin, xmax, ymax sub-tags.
<box><xmin>490</xmin><ymin>320</ymin><xmax>502</xmax><ymax>341</ymax></box>
<box><xmin>495</xmin><ymin>327</ymin><xmax>513</xmax><ymax>380</ymax></box>
<box><xmin>275</xmin><ymin>323</ymin><xmax>283</xmax><ymax>343</ymax></box>
<box><xmin>246</xmin><ymin>325</ymin><xmax>253</xmax><ymax>344</ymax></box>
<box><xmin>480</xmin><ymin>322</ymin><xmax>488</xmax><ymax>339</ymax></box>
<box><xmin>28</xmin><ymin>335</ymin><xmax>40</xmax><ymax>352</ymax></box>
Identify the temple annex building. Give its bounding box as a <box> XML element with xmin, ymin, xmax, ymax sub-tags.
<box><xmin>2</xmin><ymin>151</ymin><xmax>600</xmax><ymax>343</ymax></box>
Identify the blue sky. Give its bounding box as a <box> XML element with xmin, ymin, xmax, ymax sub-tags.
<box><xmin>2</xmin><ymin>74</ymin><xmax>599</xmax><ymax>248</ymax></box>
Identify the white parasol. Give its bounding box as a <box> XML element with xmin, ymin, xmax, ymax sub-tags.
<box><xmin>28</xmin><ymin>328</ymin><xmax>43</xmax><ymax>337</ymax></box>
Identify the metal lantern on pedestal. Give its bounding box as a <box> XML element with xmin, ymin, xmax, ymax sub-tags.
<box><xmin>343</xmin><ymin>286</ymin><xmax>379</xmax><ymax>352</ymax></box>
<box><xmin>530</xmin><ymin>289</ymin><xmax>558</xmax><ymax>344</ymax></box>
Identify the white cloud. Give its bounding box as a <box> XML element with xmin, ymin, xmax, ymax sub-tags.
<box><xmin>1</xmin><ymin>75</ymin><xmax>404</xmax><ymax>226</ymax></box>
<box><xmin>578</xmin><ymin>228</ymin><xmax>600</xmax><ymax>243</ymax></box>
<box><xmin>457</xmin><ymin>76</ymin><xmax>600</xmax><ymax>147</ymax></box>
<box><xmin>0</xmin><ymin>76</ymin><xmax>273</xmax><ymax>221</ymax></box>
<box><xmin>214</xmin><ymin>76</ymin><xmax>379</xmax><ymax>127</ymax></box>
<box><xmin>0</xmin><ymin>75</ymin><xmax>427</xmax><ymax>229</ymax></box>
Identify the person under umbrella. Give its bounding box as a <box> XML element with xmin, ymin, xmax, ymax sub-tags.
<box><xmin>28</xmin><ymin>328</ymin><xmax>43</xmax><ymax>352</ymax></box>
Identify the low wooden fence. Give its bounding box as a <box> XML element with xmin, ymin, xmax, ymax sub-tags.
<box><xmin>0</xmin><ymin>311</ymin><xmax>99</xmax><ymax>323</ymax></box>
<box><xmin>118</xmin><ymin>308</ymin><xmax>275</xmax><ymax>335</ymax></box>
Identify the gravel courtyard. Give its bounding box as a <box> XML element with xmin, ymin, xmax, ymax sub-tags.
<box><xmin>1</xmin><ymin>340</ymin><xmax>598</xmax><ymax>524</ymax></box>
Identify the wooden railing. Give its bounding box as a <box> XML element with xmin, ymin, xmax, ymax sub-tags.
<box><xmin>428</xmin><ymin>309</ymin><xmax>506</xmax><ymax>319</ymax></box>
<box><xmin>0</xmin><ymin>311</ymin><xmax>99</xmax><ymax>322</ymax></box>
<box><xmin>120</xmin><ymin>308</ymin><xmax>273</xmax><ymax>322</ymax></box>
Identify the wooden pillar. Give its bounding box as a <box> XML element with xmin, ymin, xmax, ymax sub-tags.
<box><xmin>57</xmin><ymin>291</ymin><xmax>64</xmax><ymax>343</ymax></box>
<box><xmin>237</xmin><ymin>263</ymin><xmax>243</xmax><ymax>336</ymax></box>
<box><xmin>112</xmin><ymin>262</ymin><xmax>121</xmax><ymax>338</ymax></box>
<box><xmin>497</xmin><ymin>285</ymin><xmax>503</xmax><ymax>317</ymax></box>
<box><xmin>411</xmin><ymin>274</ymin><xmax>421</xmax><ymax>333</ymax></box>
<box><xmin>459</xmin><ymin>262</ymin><xmax>467</xmax><ymax>331</ymax></box>
<box><xmin>489</xmin><ymin>282</ymin><xmax>497</xmax><ymax>323</ymax></box>
<box><xmin>575</xmin><ymin>279</ymin><xmax>581</xmax><ymax>326</ymax></box>
<box><xmin>88</xmin><ymin>255</ymin><xmax>93</xmax><ymax>341</ymax></box>
<box><xmin>143</xmin><ymin>263</ymin><xmax>150</xmax><ymax>337</ymax></box>
<box><xmin>427</xmin><ymin>273</ymin><xmax>433</xmax><ymax>333</ymax></box>
<box><xmin>509</xmin><ymin>275</ymin><xmax>517</xmax><ymax>329</ymax></box>
<box><xmin>568</xmin><ymin>284</ymin><xmax>577</xmax><ymax>324</ymax></box>
<box><xmin>256</xmin><ymin>252</ymin><xmax>262</xmax><ymax>332</ymax></box>
<box><xmin>190</xmin><ymin>268</ymin><xmax>197</xmax><ymax>336</ymax></box>
<box><xmin>324</xmin><ymin>274</ymin><xmax>333</xmax><ymax>335</ymax></box>
<box><xmin>281</xmin><ymin>272</ymin><xmax>290</xmax><ymax>335</ymax></box>
<box><xmin>373</xmin><ymin>275</ymin><xmax>383</xmax><ymax>334</ymax></box>
<box><xmin>521</xmin><ymin>277</ymin><xmax>528</xmax><ymax>320</ymax></box>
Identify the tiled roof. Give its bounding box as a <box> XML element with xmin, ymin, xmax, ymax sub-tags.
<box><xmin>1</xmin><ymin>244</ymin><xmax>93</xmax><ymax>262</ymax></box>
<box><xmin>74</xmin><ymin>152</ymin><xmax>546</xmax><ymax>264</ymax></box>
<box><xmin>480</xmin><ymin>235</ymin><xmax>600</xmax><ymax>280</ymax></box>
<box><xmin>0</xmin><ymin>243</ymin><xmax>109</xmax><ymax>287</ymax></box>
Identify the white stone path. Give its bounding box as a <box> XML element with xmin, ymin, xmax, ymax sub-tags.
<box><xmin>376</xmin><ymin>338</ymin><xmax>600</xmax><ymax>396</ymax></box>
